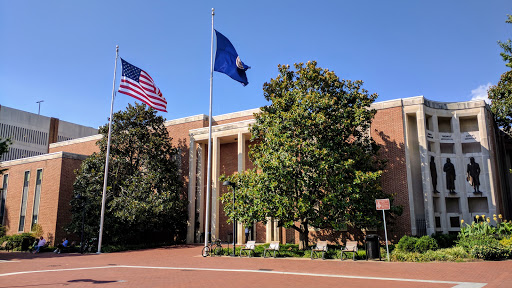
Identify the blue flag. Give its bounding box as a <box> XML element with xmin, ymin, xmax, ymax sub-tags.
<box><xmin>214</xmin><ymin>30</ymin><xmax>250</xmax><ymax>86</ymax></box>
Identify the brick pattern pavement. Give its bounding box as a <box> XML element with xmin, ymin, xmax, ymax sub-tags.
<box><xmin>1</xmin><ymin>246</ymin><xmax>511</xmax><ymax>287</ymax></box>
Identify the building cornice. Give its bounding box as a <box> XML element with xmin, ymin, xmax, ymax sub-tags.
<box><xmin>1</xmin><ymin>151</ymin><xmax>88</xmax><ymax>167</ymax></box>
<box><xmin>49</xmin><ymin>134</ymin><xmax>102</xmax><ymax>148</ymax></box>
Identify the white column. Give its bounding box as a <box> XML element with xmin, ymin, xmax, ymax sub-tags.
<box><xmin>186</xmin><ymin>138</ymin><xmax>197</xmax><ymax>244</ymax></box>
<box><xmin>416</xmin><ymin>107</ymin><xmax>435</xmax><ymax>236</ymax></box>
<box><xmin>237</xmin><ymin>132</ymin><xmax>245</xmax><ymax>244</ymax></box>
<box><xmin>266</xmin><ymin>217</ymin><xmax>273</xmax><ymax>243</ymax></box>
<box><xmin>211</xmin><ymin>136</ymin><xmax>220</xmax><ymax>239</ymax></box>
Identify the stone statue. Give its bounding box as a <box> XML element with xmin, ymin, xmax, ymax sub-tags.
<box><xmin>467</xmin><ymin>157</ymin><xmax>481</xmax><ymax>193</ymax></box>
<box><xmin>429</xmin><ymin>156</ymin><xmax>438</xmax><ymax>193</ymax></box>
<box><xmin>443</xmin><ymin>158</ymin><xmax>456</xmax><ymax>193</ymax></box>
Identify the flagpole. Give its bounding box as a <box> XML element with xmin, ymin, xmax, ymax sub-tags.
<box><xmin>204</xmin><ymin>8</ymin><xmax>214</xmax><ymax>250</ymax></box>
<box><xmin>98</xmin><ymin>45</ymin><xmax>119</xmax><ymax>253</ymax></box>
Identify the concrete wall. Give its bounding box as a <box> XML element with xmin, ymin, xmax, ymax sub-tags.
<box><xmin>0</xmin><ymin>105</ymin><xmax>97</xmax><ymax>161</ymax></box>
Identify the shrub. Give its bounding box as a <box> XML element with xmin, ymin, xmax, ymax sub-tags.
<box><xmin>499</xmin><ymin>236</ymin><xmax>512</xmax><ymax>247</ymax></box>
<box><xmin>5</xmin><ymin>233</ymin><xmax>35</xmax><ymax>251</ymax></box>
<box><xmin>432</xmin><ymin>233</ymin><xmax>457</xmax><ymax>248</ymax></box>
<box><xmin>390</xmin><ymin>246</ymin><xmax>469</xmax><ymax>262</ymax></box>
<box><xmin>471</xmin><ymin>242</ymin><xmax>510</xmax><ymax>260</ymax></box>
<box><xmin>0</xmin><ymin>225</ymin><xmax>6</xmax><ymax>238</ymax></box>
<box><xmin>457</xmin><ymin>234</ymin><xmax>499</xmax><ymax>252</ymax></box>
<box><xmin>415</xmin><ymin>236</ymin><xmax>438</xmax><ymax>253</ymax></box>
<box><xmin>31</xmin><ymin>224</ymin><xmax>43</xmax><ymax>238</ymax></box>
<box><xmin>396</xmin><ymin>235</ymin><xmax>418</xmax><ymax>252</ymax></box>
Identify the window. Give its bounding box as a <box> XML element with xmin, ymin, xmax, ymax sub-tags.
<box><xmin>0</xmin><ymin>174</ymin><xmax>8</xmax><ymax>225</ymax></box>
<box><xmin>18</xmin><ymin>171</ymin><xmax>30</xmax><ymax>232</ymax></box>
<box><xmin>31</xmin><ymin>169</ymin><xmax>43</xmax><ymax>228</ymax></box>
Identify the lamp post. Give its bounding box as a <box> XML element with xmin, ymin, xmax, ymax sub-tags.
<box><xmin>223</xmin><ymin>181</ymin><xmax>236</xmax><ymax>257</ymax></box>
<box><xmin>75</xmin><ymin>195</ymin><xmax>86</xmax><ymax>254</ymax></box>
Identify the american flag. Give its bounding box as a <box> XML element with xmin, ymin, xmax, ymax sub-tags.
<box><xmin>118</xmin><ymin>58</ymin><xmax>167</xmax><ymax>112</ymax></box>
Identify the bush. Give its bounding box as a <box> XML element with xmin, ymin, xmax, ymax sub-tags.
<box><xmin>457</xmin><ymin>234</ymin><xmax>499</xmax><ymax>252</ymax></box>
<box><xmin>415</xmin><ymin>236</ymin><xmax>438</xmax><ymax>253</ymax></box>
<box><xmin>390</xmin><ymin>247</ymin><xmax>469</xmax><ymax>262</ymax></box>
<box><xmin>499</xmin><ymin>236</ymin><xmax>512</xmax><ymax>247</ymax></box>
<box><xmin>4</xmin><ymin>233</ymin><xmax>35</xmax><ymax>251</ymax></box>
<box><xmin>471</xmin><ymin>242</ymin><xmax>510</xmax><ymax>260</ymax></box>
<box><xmin>432</xmin><ymin>233</ymin><xmax>457</xmax><ymax>248</ymax></box>
<box><xmin>396</xmin><ymin>235</ymin><xmax>418</xmax><ymax>252</ymax></box>
<box><xmin>0</xmin><ymin>225</ymin><xmax>6</xmax><ymax>238</ymax></box>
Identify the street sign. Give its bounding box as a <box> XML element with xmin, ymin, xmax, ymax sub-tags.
<box><xmin>376</xmin><ymin>198</ymin><xmax>391</xmax><ymax>261</ymax></box>
<box><xmin>376</xmin><ymin>199</ymin><xmax>390</xmax><ymax>210</ymax></box>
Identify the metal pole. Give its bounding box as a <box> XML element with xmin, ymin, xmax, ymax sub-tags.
<box><xmin>98</xmin><ymin>45</ymin><xmax>119</xmax><ymax>254</ymax></box>
<box><xmin>382</xmin><ymin>209</ymin><xmax>390</xmax><ymax>261</ymax></box>
<box><xmin>36</xmin><ymin>100</ymin><xmax>44</xmax><ymax>115</ymax></box>
<box><xmin>232</xmin><ymin>186</ymin><xmax>235</xmax><ymax>256</ymax></box>
<box><xmin>204</xmin><ymin>8</ymin><xmax>214</xmax><ymax>250</ymax></box>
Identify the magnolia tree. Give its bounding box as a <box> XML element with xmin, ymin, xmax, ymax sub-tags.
<box><xmin>489</xmin><ymin>14</ymin><xmax>512</xmax><ymax>138</ymax></box>
<box><xmin>67</xmin><ymin>104</ymin><xmax>187</xmax><ymax>245</ymax></box>
<box><xmin>221</xmin><ymin>61</ymin><xmax>401</xmax><ymax>249</ymax></box>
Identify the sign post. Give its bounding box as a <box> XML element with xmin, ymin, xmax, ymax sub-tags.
<box><xmin>376</xmin><ymin>199</ymin><xmax>390</xmax><ymax>261</ymax></box>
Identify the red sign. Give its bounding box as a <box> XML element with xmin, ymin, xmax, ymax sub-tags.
<box><xmin>376</xmin><ymin>199</ymin><xmax>390</xmax><ymax>210</ymax></box>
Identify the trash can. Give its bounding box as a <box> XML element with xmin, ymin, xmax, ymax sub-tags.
<box><xmin>21</xmin><ymin>238</ymin><xmax>30</xmax><ymax>252</ymax></box>
<box><xmin>365</xmin><ymin>234</ymin><xmax>380</xmax><ymax>259</ymax></box>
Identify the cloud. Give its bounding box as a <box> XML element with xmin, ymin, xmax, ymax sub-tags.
<box><xmin>470</xmin><ymin>83</ymin><xmax>492</xmax><ymax>104</ymax></box>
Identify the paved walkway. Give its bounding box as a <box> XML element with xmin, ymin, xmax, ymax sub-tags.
<box><xmin>0</xmin><ymin>245</ymin><xmax>510</xmax><ymax>287</ymax></box>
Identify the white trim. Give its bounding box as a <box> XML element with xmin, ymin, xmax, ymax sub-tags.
<box><xmin>49</xmin><ymin>134</ymin><xmax>102</xmax><ymax>148</ymax></box>
<box><xmin>1</xmin><ymin>152</ymin><xmax>88</xmax><ymax>167</ymax></box>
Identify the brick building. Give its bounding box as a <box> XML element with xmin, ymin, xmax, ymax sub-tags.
<box><xmin>1</xmin><ymin>96</ymin><xmax>511</xmax><ymax>245</ymax></box>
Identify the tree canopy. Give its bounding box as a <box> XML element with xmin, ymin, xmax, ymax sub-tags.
<box><xmin>0</xmin><ymin>138</ymin><xmax>11</xmax><ymax>175</ymax></box>
<box><xmin>489</xmin><ymin>14</ymin><xmax>512</xmax><ymax>137</ymax></box>
<box><xmin>221</xmin><ymin>61</ymin><xmax>400</xmax><ymax>249</ymax></box>
<box><xmin>67</xmin><ymin>103</ymin><xmax>187</xmax><ymax>245</ymax></box>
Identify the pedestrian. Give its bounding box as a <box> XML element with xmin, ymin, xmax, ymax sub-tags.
<box><xmin>245</xmin><ymin>227</ymin><xmax>250</xmax><ymax>242</ymax></box>
<box><xmin>32</xmin><ymin>236</ymin><xmax>46</xmax><ymax>253</ymax></box>
<box><xmin>54</xmin><ymin>238</ymin><xmax>69</xmax><ymax>254</ymax></box>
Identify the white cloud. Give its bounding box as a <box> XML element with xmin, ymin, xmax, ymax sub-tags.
<box><xmin>470</xmin><ymin>83</ymin><xmax>493</xmax><ymax>104</ymax></box>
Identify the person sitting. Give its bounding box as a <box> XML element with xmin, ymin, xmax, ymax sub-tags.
<box><xmin>54</xmin><ymin>238</ymin><xmax>69</xmax><ymax>254</ymax></box>
<box><xmin>32</xmin><ymin>236</ymin><xmax>46</xmax><ymax>253</ymax></box>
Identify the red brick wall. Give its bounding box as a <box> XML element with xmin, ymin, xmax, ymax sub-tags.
<box><xmin>55</xmin><ymin>158</ymin><xmax>83</xmax><ymax>242</ymax></box>
<box><xmin>218</xmin><ymin>142</ymin><xmax>237</xmax><ymax>241</ymax></box>
<box><xmin>371</xmin><ymin>106</ymin><xmax>410</xmax><ymax>242</ymax></box>
<box><xmin>2</xmin><ymin>157</ymin><xmax>68</xmax><ymax>245</ymax></box>
<box><xmin>49</xmin><ymin>139</ymin><xmax>100</xmax><ymax>156</ymax></box>
<box><xmin>166</xmin><ymin>120</ymin><xmax>205</xmax><ymax>192</ymax></box>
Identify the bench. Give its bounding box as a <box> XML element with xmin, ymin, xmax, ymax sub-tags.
<box><xmin>311</xmin><ymin>241</ymin><xmax>328</xmax><ymax>260</ymax></box>
<box><xmin>341</xmin><ymin>240</ymin><xmax>358</xmax><ymax>261</ymax></box>
<box><xmin>263</xmin><ymin>241</ymin><xmax>280</xmax><ymax>258</ymax></box>
<box><xmin>240</xmin><ymin>241</ymin><xmax>256</xmax><ymax>257</ymax></box>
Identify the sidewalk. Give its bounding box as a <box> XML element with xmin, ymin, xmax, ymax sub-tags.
<box><xmin>1</xmin><ymin>245</ymin><xmax>510</xmax><ymax>287</ymax></box>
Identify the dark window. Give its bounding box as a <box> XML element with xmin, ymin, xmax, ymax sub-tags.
<box><xmin>18</xmin><ymin>171</ymin><xmax>30</xmax><ymax>232</ymax></box>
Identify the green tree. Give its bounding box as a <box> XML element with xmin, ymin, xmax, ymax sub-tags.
<box><xmin>221</xmin><ymin>61</ymin><xmax>400</xmax><ymax>249</ymax></box>
<box><xmin>0</xmin><ymin>137</ymin><xmax>12</xmax><ymax>175</ymax></box>
<box><xmin>489</xmin><ymin>14</ymin><xmax>512</xmax><ymax>137</ymax></box>
<box><xmin>67</xmin><ymin>103</ymin><xmax>187</xmax><ymax>245</ymax></box>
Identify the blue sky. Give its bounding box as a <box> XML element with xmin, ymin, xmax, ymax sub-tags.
<box><xmin>1</xmin><ymin>1</ymin><xmax>511</xmax><ymax>129</ymax></box>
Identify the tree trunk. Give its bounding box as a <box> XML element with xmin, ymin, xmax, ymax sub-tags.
<box><xmin>298</xmin><ymin>221</ymin><xmax>309</xmax><ymax>250</ymax></box>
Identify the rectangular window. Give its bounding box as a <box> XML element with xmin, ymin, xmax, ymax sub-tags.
<box><xmin>0</xmin><ymin>174</ymin><xmax>8</xmax><ymax>225</ymax></box>
<box><xmin>18</xmin><ymin>171</ymin><xmax>30</xmax><ymax>232</ymax></box>
<box><xmin>31</xmin><ymin>169</ymin><xmax>43</xmax><ymax>228</ymax></box>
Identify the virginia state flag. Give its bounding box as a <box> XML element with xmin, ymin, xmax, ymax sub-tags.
<box><xmin>214</xmin><ymin>30</ymin><xmax>250</xmax><ymax>86</ymax></box>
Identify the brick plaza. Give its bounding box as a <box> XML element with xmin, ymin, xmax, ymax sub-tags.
<box><xmin>1</xmin><ymin>246</ymin><xmax>511</xmax><ymax>287</ymax></box>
